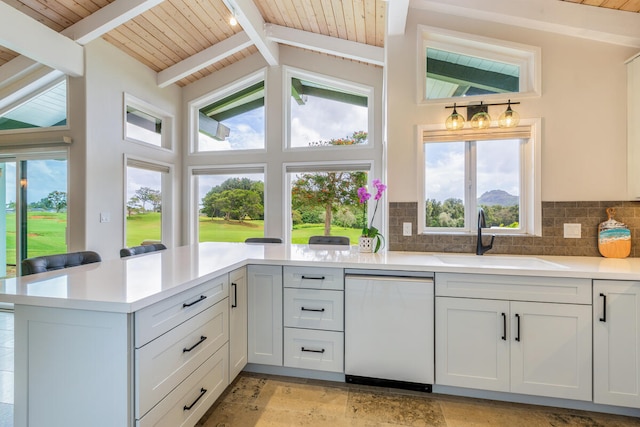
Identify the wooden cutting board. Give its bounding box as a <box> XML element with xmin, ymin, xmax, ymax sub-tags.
<box><xmin>598</xmin><ymin>208</ymin><xmax>631</xmax><ymax>258</ymax></box>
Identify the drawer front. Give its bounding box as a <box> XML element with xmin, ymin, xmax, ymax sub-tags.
<box><xmin>136</xmin><ymin>300</ymin><xmax>228</xmax><ymax>417</ymax></box>
<box><xmin>284</xmin><ymin>328</ymin><xmax>344</xmax><ymax>372</ymax></box>
<box><xmin>283</xmin><ymin>288</ymin><xmax>344</xmax><ymax>331</ymax></box>
<box><xmin>435</xmin><ymin>273</ymin><xmax>591</xmax><ymax>304</ymax></box>
<box><xmin>283</xmin><ymin>266</ymin><xmax>344</xmax><ymax>290</ymax></box>
<box><xmin>137</xmin><ymin>343</ymin><xmax>229</xmax><ymax>427</ymax></box>
<box><xmin>135</xmin><ymin>274</ymin><xmax>229</xmax><ymax>347</ymax></box>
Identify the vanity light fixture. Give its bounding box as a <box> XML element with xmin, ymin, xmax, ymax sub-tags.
<box><xmin>444</xmin><ymin>100</ymin><xmax>521</xmax><ymax>130</ymax></box>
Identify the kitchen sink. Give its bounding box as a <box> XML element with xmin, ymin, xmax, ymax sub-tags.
<box><xmin>434</xmin><ymin>254</ymin><xmax>568</xmax><ymax>270</ymax></box>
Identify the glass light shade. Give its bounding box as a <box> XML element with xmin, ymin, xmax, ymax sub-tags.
<box><xmin>470</xmin><ymin>111</ymin><xmax>491</xmax><ymax>129</ymax></box>
<box><xmin>498</xmin><ymin>106</ymin><xmax>520</xmax><ymax>128</ymax></box>
<box><xmin>445</xmin><ymin>109</ymin><xmax>465</xmax><ymax>130</ymax></box>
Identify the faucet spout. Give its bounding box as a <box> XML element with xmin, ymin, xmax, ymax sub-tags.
<box><xmin>476</xmin><ymin>208</ymin><xmax>495</xmax><ymax>255</ymax></box>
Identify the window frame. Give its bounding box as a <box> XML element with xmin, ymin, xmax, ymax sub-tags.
<box><xmin>188</xmin><ymin>70</ymin><xmax>267</xmax><ymax>155</ymax></box>
<box><xmin>123</xmin><ymin>155</ymin><xmax>173</xmax><ymax>247</ymax></box>
<box><xmin>123</xmin><ymin>93</ymin><xmax>173</xmax><ymax>152</ymax></box>
<box><xmin>417</xmin><ymin>119</ymin><xmax>541</xmax><ymax>236</ymax></box>
<box><xmin>417</xmin><ymin>25</ymin><xmax>541</xmax><ymax>105</ymax></box>
<box><xmin>188</xmin><ymin>164</ymin><xmax>267</xmax><ymax>244</ymax></box>
<box><xmin>283</xmin><ymin>66</ymin><xmax>375</xmax><ymax>151</ymax></box>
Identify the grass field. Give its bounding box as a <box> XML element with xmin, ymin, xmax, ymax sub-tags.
<box><xmin>3</xmin><ymin>212</ymin><xmax>362</xmax><ymax>269</ymax></box>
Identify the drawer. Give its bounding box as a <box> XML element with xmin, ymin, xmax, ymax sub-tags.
<box><xmin>284</xmin><ymin>328</ymin><xmax>344</xmax><ymax>372</ymax></box>
<box><xmin>283</xmin><ymin>266</ymin><xmax>344</xmax><ymax>290</ymax></box>
<box><xmin>435</xmin><ymin>273</ymin><xmax>591</xmax><ymax>304</ymax></box>
<box><xmin>137</xmin><ymin>343</ymin><xmax>229</xmax><ymax>427</ymax></box>
<box><xmin>135</xmin><ymin>274</ymin><xmax>229</xmax><ymax>347</ymax></box>
<box><xmin>136</xmin><ymin>300</ymin><xmax>228</xmax><ymax>418</ymax></box>
<box><xmin>284</xmin><ymin>288</ymin><xmax>344</xmax><ymax>331</ymax></box>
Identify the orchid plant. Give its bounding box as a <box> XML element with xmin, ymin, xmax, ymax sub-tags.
<box><xmin>357</xmin><ymin>179</ymin><xmax>387</xmax><ymax>252</ymax></box>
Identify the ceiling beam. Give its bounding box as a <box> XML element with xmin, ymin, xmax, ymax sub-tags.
<box><xmin>411</xmin><ymin>0</ymin><xmax>640</xmax><ymax>48</ymax></box>
<box><xmin>157</xmin><ymin>32</ymin><xmax>253</xmax><ymax>88</ymax></box>
<box><xmin>62</xmin><ymin>0</ymin><xmax>165</xmax><ymax>45</ymax></box>
<box><xmin>385</xmin><ymin>0</ymin><xmax>410</xmax><ymax>36</ymax></box>
<box><xmin>222</xmin><ymin>0</ymin><xmax>279</xmax><ymax>66</ymax></box>
<box><xmin>265</xmin><ymin>24</ymin><xmax>384</xmax><ymax>67</ymax></box>
<box><xmin>0</xmin><ymin>2</ymin><xmax>83</xmax><ymax>76</ymax></box>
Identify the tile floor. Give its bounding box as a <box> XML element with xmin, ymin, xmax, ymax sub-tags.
<box><xmin>198</xmin><ymin>372</ymin><xmax>640</xmax><ymax>427</ymax></box>
<box><xmin>0</xmin><ymin>310</ymin><xmax>639</xmax><ymax>427</ymax></box>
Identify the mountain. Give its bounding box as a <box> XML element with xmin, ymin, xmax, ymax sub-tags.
<box><xmin>478</xmin><ymin>190</ymin><xmax>518</xmax><ymax>206</ymax></box>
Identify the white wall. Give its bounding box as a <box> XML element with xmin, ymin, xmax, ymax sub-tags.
<box><xmin>387</xmin><ymin>8</ymin><xmax>638</xmax><ymax>203</ymax></box>
<box><xmin>83</xmin><ymin>39</ymin><xmax>182</xmax><ymax>260</ymax></box>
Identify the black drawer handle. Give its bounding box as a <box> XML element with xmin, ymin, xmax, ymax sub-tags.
<box><xmin>515</xmin><ymin>313</ymin><xmax>521</xmax><ymax>342</ymax></box>
<box><xmin>183</xmin><ymin>388</ymin><xmax>207</xmax><ymax>411</ymax></box>
<box><xmin>183</xmin><ymin>295</ymin><xmax>207</xmax><ymax>308</ymax></box>
<box><xmin>301</xmin><ymin>347</ymin><xmax>325</xmax><ymax>353</ymax></box>
<box><xmin>231</xmin><ymin>283</ymin><xmax>237</xmax><ymax>308</ymax></box>
<box><xmin>301</xmin><ymin>307</ymin><xmax>325</xmax><ymax>312</ymax></box>
<box><xmin>301</xmin><ymin>275</ymin><xmax>325</xmax><ymax>280</ymax></box>
<box><xmin>599</xmin><ymin>293</ymin><xmax>607</xmax><ymax>322</ymax></box>
<box><xmin>183</xmin><ymin>336</ymin><xmax>207</xmax><ymax>353</ymax></box>
<box><xmin>501</xmin><ymin>312</ymin><xmax>506</xmax><ymax>341</ymax></box>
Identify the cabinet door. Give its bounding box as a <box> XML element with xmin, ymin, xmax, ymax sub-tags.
<box><xmin>229</xmin><ymin>267</ymin><xmax>248</xmax><ymax>381</ymax></box>
<box><xmin>510</xmin><ymin>301</ymin><xmax>591</xmax><ymax>401</ymax></box>
<box><xmin>435</xmin><ymin>297</ymin><xmax>509</xmax><ymax>391</ymax></box>
<box><xmin>594</xmin><ymin>280</ymin><xmax>640</xmax><ymax>408</ymax></box>
<box><xmin>247</xmin><ymin>265</ymin><xmax>283</xmax><ymax>366</ymax></box>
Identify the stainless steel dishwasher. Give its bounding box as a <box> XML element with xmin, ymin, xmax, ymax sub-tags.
<box><xmin>344</xmin><ymin>269</ymin><xmax>434</xmax><ymax>392</ymax></box>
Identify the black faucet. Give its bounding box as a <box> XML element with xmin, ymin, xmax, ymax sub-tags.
<box><xmin>476</xmin><ymin>208</ymin><xmax>495</xmax><ymax>255</ymax></box>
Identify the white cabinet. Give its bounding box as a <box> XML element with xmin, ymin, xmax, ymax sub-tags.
<box><xmin>594</xmin><ymin>280</ymin><xmax>640</xmax><ymax>408</ymax></box>
<box><xmin>436</xmin><ymin>273</ymin><xmax>592</xmax><ymax>401</ymax></box>
<box><xmin>229</xmin><ymin>267</ymin><xmax>247</xmax><ymax>380</ymax></box>
<box><xmin>247</xmin><ymin>265</ymin><xmax>283</xmax><ymax>366</ymax></box>
<box><xmin>283</xmin><ymin>266</ymin><xmax>344</xmax><ymax>373</ymax></box>
<box><xmin>628</xmin><ymin>53</ymin><xmax>640</xmax><ymax>198</ymax></box>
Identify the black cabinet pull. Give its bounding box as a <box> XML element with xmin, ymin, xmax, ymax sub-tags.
<box><xmin>183</xmin><ymin>388</ymin><xmax>207</xmax><ymax>411</ymax></box>
<box><xmin>301</xmin><ymin>275</ymin><xmax>325</xmax><ymax>280</ymax></box>
<box><xmin>515</xmin><ymin>313</ymin><xmax>521</xmax><ymax>342</ymax></box>
<box><xmin>183</xmin><ymin>336</ymin><xmax>207</xmax><ymax>353</ymax></box>
<box><xmin>231</xmin><ymin>283</ymin><xmax>237</xmax><ymax>308</ymax></box>
<box><xmin>183</xmin><ymin>295</ymin><xmax>206</xmax><ymax>308</ymax></box>
<box><xmin>301</xmin><ymin>347</ymin><xmax>325</xmax><ymax>353</ymax></box>
<box><xmin>301</xmin><ymin>307</ymin><xmax>325</xmax><ymax>312</ymax></box>
<box><xmin>501</xmin><ymin>312</ymin><xmax>506</xmax><ymax>341</ymax></box>
<box><xmin>599</xmin><ymin>293</ymin><xmax>607</xmax><ymax>322</ymax></box>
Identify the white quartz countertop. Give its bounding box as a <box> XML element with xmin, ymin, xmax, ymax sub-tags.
<box><xmin>2</xmin><ymin>242</ymin><xmax>640</xmax><ymax>313</ymax></box>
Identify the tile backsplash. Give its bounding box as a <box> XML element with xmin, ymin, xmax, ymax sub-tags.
<box><xmin>389</xmin><ymin>201</ymin><xmax>640</xmax><ymax>257</ymax></box>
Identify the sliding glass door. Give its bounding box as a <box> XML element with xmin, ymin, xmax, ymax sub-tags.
<box><xmin>0</xmin><ymin>153</ymin><xmax>68</xmax><ymax>278</ymax></box>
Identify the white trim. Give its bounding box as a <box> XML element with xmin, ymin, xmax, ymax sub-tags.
<box><xmin>417</xmin><ymin>25</ymin><xmax>541</xmax><ymax>105</ymax></box>
<box><xmin>282</xmin><ymin>66</ymin><xmax>375</xmax><ymax>151</ymax></box>
<box><xmin>123</xmin><ymin>93</ymin><xmax>174</xmax><ymax>153</ymax></box>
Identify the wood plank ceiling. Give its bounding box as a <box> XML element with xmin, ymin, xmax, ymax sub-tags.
<box><xmin>0</xmin><ymin>1</ymin><xmax>637</xmax><ymax>89</ymax></box>
<box><xmin>0</xmin><ymin>0</ymin><xmax>385</xmax><ymax>87</ymax></box>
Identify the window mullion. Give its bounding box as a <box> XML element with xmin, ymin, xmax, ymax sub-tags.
<box><xmin>466</xmin><ymin>141</ymin><xmax>477</xmax><ymax>232</ymax></box>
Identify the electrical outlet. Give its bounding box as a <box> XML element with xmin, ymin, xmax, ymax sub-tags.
<box><xmin>100</xmin><ymin>212</ymin><xmax>110</xmax><ymax>223</ymax></box>
<box><xmin>563</xmin><ymin>223</ymin><xmax>581</xmax><ymax>238</ymax></box>
<box><xmin>403</xmin><ymin>222</ymin><xmax>412</xmax><ymax>236</ymax></box>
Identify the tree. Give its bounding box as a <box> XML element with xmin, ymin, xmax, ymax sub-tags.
<box><xmin>207</xmin><ymin>189</ymin><xmax>263</xmax><ymax>222</ymax></box>
<box><xmin>290</xmin><ymin>131</ymin><xmax>368</xmax><ymax>236</ymax></box>
<box><xmin>130</xmin><ymin>187</ymin><xmax>161</xmax><ymax>212</ymax></box>
<box><xmin>44</xmin><ymin>191</ymin><xmax>67</xmax><ymax>212</ymax></box>
<box><xmin>201</xmin><ymin>178</ymin><xmax>264</xmax><ymax>220</ymax></box>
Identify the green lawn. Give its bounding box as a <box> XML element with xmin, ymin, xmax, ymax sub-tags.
<box><xmin>5</xmin><ymin>212</ymin><xmax>68</xmax><ymax>262</ymax></box>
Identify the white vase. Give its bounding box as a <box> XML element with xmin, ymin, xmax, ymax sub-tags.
<box><xmin>359</xmin><ymin>236</ymin><xmax>373</xmax><ymax>253</ymax></box>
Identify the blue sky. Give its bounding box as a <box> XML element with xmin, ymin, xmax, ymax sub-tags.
<box><xmin>3</xmin><ymin>159</ymin><xmax>67</xmax><ymax>204</ymax></box>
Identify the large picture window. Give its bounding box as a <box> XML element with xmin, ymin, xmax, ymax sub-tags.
<box><xmin>286</xmin><ymin>68</ymin><xmax>372</xmax><ymax>149</ymax></box>
<box><xmin>419</xmin><ymin>124</ymin><xmax>540</xmax><ymax>236</ymax></box>
<box><xmin>0</xmin><ymin>78</ymin><xmax>68</xmax><ymax>132</ymax></box>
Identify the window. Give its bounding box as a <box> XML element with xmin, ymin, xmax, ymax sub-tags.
<box><xmin>125</xmin><ymin>158</ymin><xmax>171</xmax><ymax>247</ymax></box>
<box><xmin>192</xmin><ymin>167</ymin><xmax>265</xmax><ymax>242</ymax></box>
<box><xmin>286</xmin><ymin>163</ymin><xmax>371</xmax><ymax>244</ymax></box>
<box><xmin>286</xmin><ymin>68</ymin><xmax>372</xmax><ymax>149</ymax></box>
<box><xmin>124</xmin><ymin>94</ymin><xmax>172</xmax><ymax>150</ymax></box>
<box><xmin>418</xmin><ymin>123</ymin><xmax>540</xmax><ymax>235</ymax></box>
<box><xmin>0</xmin><ymin>78</ymin><xmax>68</xmax><ymax>132</ymax></box>
<box><xmin>419</xmin><ymin>26</ymin><xmax>540</xmax><ymax>102</ymax></box>
<box><xmin>191</xmin><ymin>74</ymin><xmax>265</xmax><ymax>152</ymax></box>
